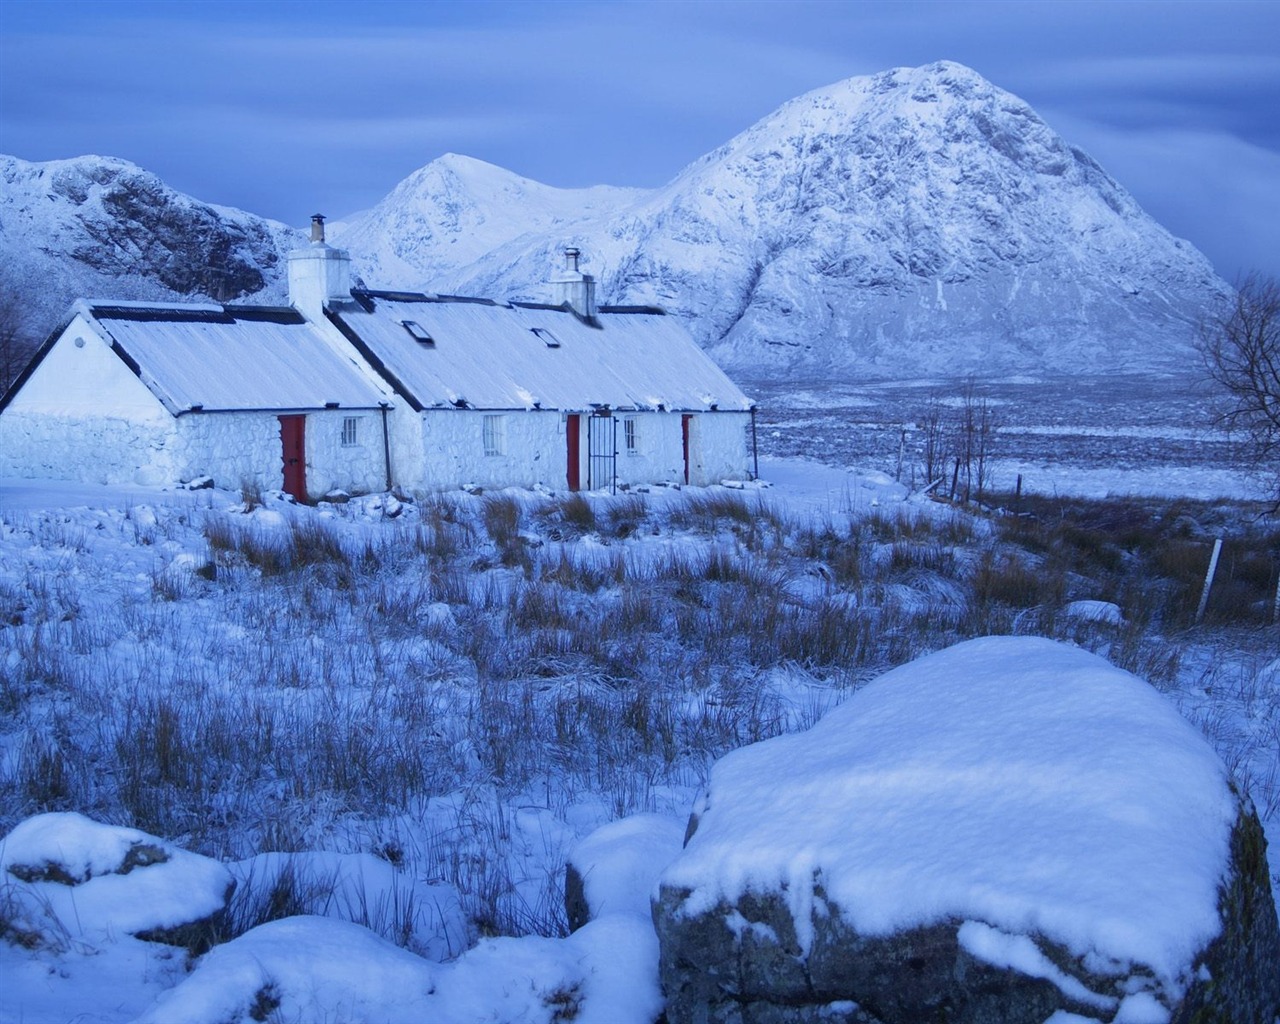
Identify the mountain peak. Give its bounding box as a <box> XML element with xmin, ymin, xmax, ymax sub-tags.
<box><xmin>1</xmin><ymin>62</ymin><xmax>1229</xmax><ymax>379</ymax></box>
<box><xmin>334</xmin><ymin>61</ymin><xmax>1223</xmax><ymax>377</ymax></box>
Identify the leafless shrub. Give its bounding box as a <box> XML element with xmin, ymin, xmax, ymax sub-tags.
<box><xmin>1199</xmin><ymin>274</ymin><xmax>1280</xmax><ymax>507</ymax></box>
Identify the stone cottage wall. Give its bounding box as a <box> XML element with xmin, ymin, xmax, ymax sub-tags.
<box><xmin>0</xmin><ymin>409</ymin><xmax>179</xmax><ymax>486</ymax></box>
<box><xmin>175</xmin><ymin>411</ymin><xmax>387</xmax><ymax>498</ymax></box>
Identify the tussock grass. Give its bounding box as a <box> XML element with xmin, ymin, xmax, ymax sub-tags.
<box><xmin>1</xmin><ymin>484</ymin><xmax>1275</xmax><ymax>954</ymax></box>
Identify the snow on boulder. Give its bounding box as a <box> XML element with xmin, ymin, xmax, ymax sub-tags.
<box><xmin>0</xmin><ymin>812</ymin><xmax>233</xmax><ymax>949</ymax></box>
<box><xmin>137</xmin><ymin>911</ymin><xmax>664</xmax><ymax>1024</ymax></box>
<box><xmin>653</xmin><ymin>637</ymin><xmax>1280</xmax><ymax>1024</ymax></box>
<box><xmin>132</xmin><ymin>916</ymin><xmax>439</xmax><ymax>1024</ymax></box>
<box><xmin>1063</xmin><ymin>599</ymin><xmax>1125</xmax><ymax>626</ymax></box>
<box><xmin>564</xmin><ymin>813</ymin><xmax>685</xmax><ymax>931</ymax></box>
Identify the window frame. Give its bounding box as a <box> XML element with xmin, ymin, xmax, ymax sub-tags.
<box><xmin>341</xmin><ymin>416</ymin><xmax>359</xmax><ymax>448</ymax></box>
<box><xmin>482</xmin><ymin>414</ymin><xmax>506</xmax><ymax>457</ymax></box>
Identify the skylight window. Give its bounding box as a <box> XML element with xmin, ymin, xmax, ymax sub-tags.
<box><xmin>401</xmin><ymin>320</ymin><xmax>434</xmax><ymax>346</ymax></box>
<box><xmin>530</xmin><ymin>327</ymin><xmax>561</xmax><ymax>348</ymax></box>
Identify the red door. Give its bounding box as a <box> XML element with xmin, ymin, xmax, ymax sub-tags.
<box><xmin>566</xmin><ymin>414</ymin><xmax>581</xmax><ymax>491</ymax></box>
<box><xmin>682</xmin><ymin>414</ymin><xmax>692</xmax><ymax>485</ymax></box>
<box><xmin>279</xmin><ymin>415</ymin><xmax>307</xmax><ymax>501</ymax></box>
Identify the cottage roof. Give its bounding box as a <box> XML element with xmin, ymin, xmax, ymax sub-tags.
<box><xmin>327</xmin><ymin>292</ymin><xmax>755</xmax><ymax>414</ymax></box>
<box><xmin>3</xmin><ymin>301</ymin><xmax>391</xmax><ymax>416</ymax></box>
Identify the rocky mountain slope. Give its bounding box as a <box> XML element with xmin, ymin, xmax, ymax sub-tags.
<box><xmin>0</xmin><ymin>155</ymin><xmax>300</xmax><ymax>340</ymax></box>
<box><xmin>334</xmin><ymin>61</ymin><xmax>1228</xmax><ymax>379</ymax></box>
<box><xmin>1</xmin><ymin>62</ymin><xmax>1230</xmax><ymax>379</ymax></box>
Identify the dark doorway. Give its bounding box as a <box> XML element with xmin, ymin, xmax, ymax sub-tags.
<box><xmin>566</xmin><ymin>414</ymin><xmax>581</xmax><ymax>491</ymax></box>
<box><xmin>279</xmin><ymin>415</ymin><xmax>306</xmax><ymax>500</ymax></box>
<box><xmin>682</xmin><ymin>414</ymin><xmax>693</xmax><ymax>485</ymax></box>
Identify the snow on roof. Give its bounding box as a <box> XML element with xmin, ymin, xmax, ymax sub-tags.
<box><xmin>330</xmin><ymin>294</ymin><xmax>754</xmax><ymax>413</ymax></box>
<box><xmin>83</xmin><ymin>302</ymin><xmax>390</xmax><ymax>414</ymax></box>
<box><xmin>660</xmin><ymin>636</ymin><xmax>1236</xmax><ymax>991</ymax></box>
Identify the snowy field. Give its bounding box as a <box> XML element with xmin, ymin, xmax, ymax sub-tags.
<box><xmin>0</xmin><ymin>452</ymin><xmax>1277</xmax><ymax>1023</ymax></box>
<box><xmin>750</xmin><ymin>373</ymin><xmax>1261</xmax><ymax>501</ymax></box>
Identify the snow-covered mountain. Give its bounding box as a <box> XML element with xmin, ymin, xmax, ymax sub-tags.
<box><xmin>333</xmin><ymin>61</ymin><xmax>1229</xmax><ymax>378</ymax></box>
<box><xmin>331</xmin><ymin>153</ymin><xmax>646</xmax><ymax>291</ymax></box>
<box><xmin>0</xmin><ymin>155</ymin><xmax>300</xmax><ymax>338</ymax></box>
<box><xmin>1</xmin><ymin>62</ymin><xmax>1230</xmax><ymax>378</ymax></box>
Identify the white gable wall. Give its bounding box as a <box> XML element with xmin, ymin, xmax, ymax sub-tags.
<box><xmin>0</xmin><ymin>318</ymin><xmax>181</xmax><ymax>484</ymax></box>
<box><xmin>7</xmin><ymin>316</ymin><xmax>170</xmax><ymax>420</ymax></box>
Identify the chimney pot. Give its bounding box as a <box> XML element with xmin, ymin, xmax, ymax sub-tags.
<box><xmin>310</xmin><ymin>214</ymin><xmax>326</xmax><ymax>244</ymax></box>
<box><xmin>551</xmin><ymin>248</ymin><xmax>596</xmax><ymax>319</ymax></box>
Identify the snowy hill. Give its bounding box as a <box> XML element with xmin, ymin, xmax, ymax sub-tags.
<box><xmin>333</xmin><ymin>61</ymin><xmax>1229</xmax><ymax>378</ymax></box>
<box><xmin>0</xmin><ymin>154</ymin><xmax>301</xmax><ymax>338</ymax></box>
<box><xmin>331</xmin><ymin>153</ymin><xmax>647</xmax><ymax>290</ymax></box>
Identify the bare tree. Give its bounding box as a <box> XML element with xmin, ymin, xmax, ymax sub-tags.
<box><xmin>0</xmin><ymin>299</ymin><xmax>29</xmax><ymax>395</ymax></box>
<box><xmin>914</xmin><ymin>386</ymin><xmax>998</xmax><ymax>502</ymax></box>
<box><xmin>0</xmin><ymin>269</ymin><xmax>43</xmax><ymax>395</ymax></box>
<box><xmin>918</xmin><ymin>395</ymin><xmax>951</xmax><ymax>489</ymax></box>
<box><xmin>1199</xmin><ymin>275</ymin><xmax>1280</xmax><ymax>505</ymax></box>
<box><xmin>956</xmin><ymin>382</ymin><xmax>997</xmax><ymax>503</ymax></box>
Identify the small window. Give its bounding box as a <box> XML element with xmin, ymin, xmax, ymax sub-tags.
<box><xmin>530</xmin><ymin>327</ymin><xmax>560</xmax><ymax>348</ymax></box>
<box><xmin>624</xmin><ymin>416</ymin><xmax>639</xmax><ymax>455</ymax></box>
<box><xmin>483</xmin><ymin>414</ymin><xmax>506</xmax><ymax>456</ymax></box>
<box><xmin>341</xmin><ymin>417</ymin><xmax>359</xmax><ymax>447</ymax></box>
<box><xmin>402</xmin><ymin>320</ymin><xmax>434</xmax><ymax>346</ymax></box>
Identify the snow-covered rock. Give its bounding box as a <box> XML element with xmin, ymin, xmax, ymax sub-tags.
<box><xmin>132</xmin><ymin>916</ymin><xmax>439</xmax><ymax>1024</ymax></box>
<box><xmin>334</xmin><ymin>61</ymin><xmax>1228</xmax><ymax>380</ymax></box>
<box><xmin>0</xmin><ymin>812</ymin><xmax>234</xmax><ymax>949</ymax></box>
<box><xmin>652</xmin><ymin>637</ymin><xmax>1280</xmax><ymax>1023</ymax></box>
<box><xmin>135</xmin><ymin>912</ymin><xmax>664</xmax><ymax>1024</ymax></box>
<box><xmin>564</xmin><ymin>812</ymin><xmax>685</xmax><ymax>931</ymax></box>
<box><xmin>1064</xmin><ymin>599</ymin><xmax>1125</xmax><ymax>626</ymax></box>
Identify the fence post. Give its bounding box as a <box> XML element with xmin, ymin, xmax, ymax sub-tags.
<box><xmin>1195</xmin><ymin>537</ymin><xmax>1223</xmax><ymax>624</ymax></box>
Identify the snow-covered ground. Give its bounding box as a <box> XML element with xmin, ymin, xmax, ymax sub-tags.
<box><xmin>0</xmin><ymin>458</ymin><xmax>1275</xmax><ymax>1023</ymax></box>
<box><xmin>751</xmin><ymin>374</ymin><xmax>1265</xmax><ymax>503</ymax></box>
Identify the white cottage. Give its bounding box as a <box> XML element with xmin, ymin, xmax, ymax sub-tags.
<box><xmin>0</xmin><ymin>300</ymin><xmax>395</xmax><ymax>499</ymax></box>
<box><xmin>0</xmin><ymin>220</ymin><xmax>757</xmax><ymax>498</ymax></box>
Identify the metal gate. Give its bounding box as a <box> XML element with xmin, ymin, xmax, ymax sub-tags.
<box><xmin>587</xmin><ymin>412</ymin><xmax>617</xmax><ymax>494</ymax></box>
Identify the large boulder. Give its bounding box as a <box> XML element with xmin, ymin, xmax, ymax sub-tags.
<box><xmin>0</xmin><ymin>812</ymin><xmax>234</xmax><ymax>951</ymax></box>
<box><xmin>653</xmin><ymin>637</ymin><xmax>1280</xmax><ymax>1024</ymax></box>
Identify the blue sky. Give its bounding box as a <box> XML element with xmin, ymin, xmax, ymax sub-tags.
<box><xmin>1</xmin><ymin>0</ymin><xmax>1277</xmax><ymax>280</ymax></box>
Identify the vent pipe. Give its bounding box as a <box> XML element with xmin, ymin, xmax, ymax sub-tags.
<box><xmin>310</xmin><ymin>214</ymin><xmax>326</xmax><ymax>244</ymax></box>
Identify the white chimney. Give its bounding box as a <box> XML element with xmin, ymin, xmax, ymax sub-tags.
<box><xmin>288</xmin><ymin>214</ymin><xmax>352</xmax><ymax>320</ymax></box>
<box><xmin>551</xmin><ymin>247</ymin><xmax>597</xmax><ymax>319</ymax></box>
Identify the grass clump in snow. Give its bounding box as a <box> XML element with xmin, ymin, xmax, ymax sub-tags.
<box><xmin>0</xmin><ymin>482</ymin><xmax>1276</xmax><ymax>956</ymax></box>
